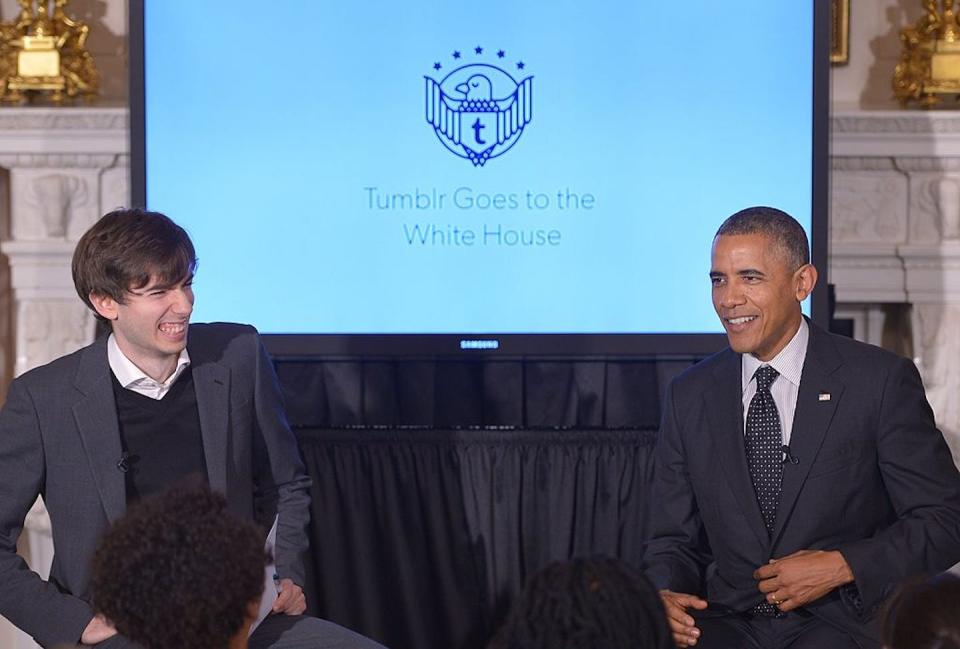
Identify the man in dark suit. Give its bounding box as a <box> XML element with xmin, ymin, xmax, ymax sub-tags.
<box><xmin>0</xmin><ymin>209</ymin><xmax>385</xmax><ymax>649</ymax></box>
<box><xmin>643</xmin><ymin>206</ymin><xmax>960</xmax><ymax>649</ymax></box>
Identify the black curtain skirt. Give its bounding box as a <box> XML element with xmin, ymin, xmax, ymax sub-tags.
<box><xmin>276</xmin><ymin>358</ymin><xmax>687</xmax><ymax>649</ymax></box>
<box><xmin>297</xmin><ymin>427</ymin><xmax>657</xmax><ymax>649</ymax></box>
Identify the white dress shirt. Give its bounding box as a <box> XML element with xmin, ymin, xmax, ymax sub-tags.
<box><xmin>740</xmin><ymin>318</ymin><xmax>809</xmax><ymax>446</ymax></box>
<box><xmin>107</xmin><ymin>334</ymin><xmax>191</xmax><ymax>400</ymax></box>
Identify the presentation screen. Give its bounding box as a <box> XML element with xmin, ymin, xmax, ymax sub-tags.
<box><xmin>132</xmin><ymin>1</ymin><xmax>828</xmax><ymax>356</ymax></box>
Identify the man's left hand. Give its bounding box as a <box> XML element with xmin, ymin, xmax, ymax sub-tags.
<box><xmin>754</xmin><ymin>549</ymin><xmax>854</xmax><ymax>612</ymax></box>
<box><xmin>272</xmin><ymin>578</ymin><xmax>307</xmax><ymax>615</ymax></box>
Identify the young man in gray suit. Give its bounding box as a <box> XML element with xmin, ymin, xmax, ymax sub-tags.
<box><xmin>644</xmin><ymin>207</ymin><xmax>960</xmax><ymax>648</ymax></box>
<box><xmin>0</xmin><ymin>209</ymin><xmax>386</xmax><ymax>649</ymax></box>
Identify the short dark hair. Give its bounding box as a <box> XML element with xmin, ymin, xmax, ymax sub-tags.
<box><xmin>91</xmin><ymin>486</ymin><xmax>267</xmax><ymax>649</ymax></box>
<box><xmin>715</xmin><ymin>206</ymin><xmax>810</xmax><ymax>270</ymax></box>
<box><xmin>72</xmin><ymin>208</ymin><xmax>197</xmax><ymax>321</ymax></box>
<box><xmin>882</xmin><ymin>573</ymin><xmax>960</xmax><ymax>649</ymax></box>
<box><xmin>487</xmin><ymin>557</ymin><xmax>672</xmax><ymax>649</ymax></box>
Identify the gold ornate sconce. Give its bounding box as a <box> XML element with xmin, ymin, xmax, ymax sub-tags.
<box><xmin>0</xmin><ymin>0</ymin><xmax>98</xmax><ymax>104</ymax></box>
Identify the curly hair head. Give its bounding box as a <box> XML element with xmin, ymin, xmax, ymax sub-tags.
<box><xmin>882</xmin><ymin>573</ymin><xmax>960</xmax><ymax>649</ymax></box>
<box><xmin>488</xmin><ymin>557</ymin><xmax>672</xmax><ymax>649</ymax></box>
<box><xmin>91</xmin><ymin>486</ymin><xmax>268</xmax><ymax>649</ymax></box>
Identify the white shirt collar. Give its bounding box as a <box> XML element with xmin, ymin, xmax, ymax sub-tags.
<box><xmin>107</xmin><ymin>333</ymin><xmax>191</xmax><ymax>399</ymax></box>
<box><xmin>741</xmin><ymin>317</ymin><xmax>809</xmax><ymax>393</ymax></box>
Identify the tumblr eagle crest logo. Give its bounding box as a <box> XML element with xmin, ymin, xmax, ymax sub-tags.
<box><xmin>424</xmin><ymin>47</ymin><xmax>533</xmax><ymax>166</ymax></box>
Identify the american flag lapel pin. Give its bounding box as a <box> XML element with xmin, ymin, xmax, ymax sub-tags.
<box><xmin>818</xmin><ymin>391</ymin><xmax>831</xmax><ymax>402</ymax></box>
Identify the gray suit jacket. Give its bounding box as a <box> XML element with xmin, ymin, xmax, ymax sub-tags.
<box><xmin>0</xmin><ymin>323</ymin><xmax>312</xmax><ymax>648</ymax></box>
<box><xmin>643</xmin><ymin>321</ymin><xmax>960</xmax><ymax>643</ymax></box>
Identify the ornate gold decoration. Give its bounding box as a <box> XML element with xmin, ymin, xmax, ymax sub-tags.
<box><xmin>0</xmin><ymin>0</ymin><xmax>98</xmax><ymax>104</ymax></box>
<box><xmin>831</xmin><ymin>0</ymin><xmax>850</xmax><ymax>65</ymax></box>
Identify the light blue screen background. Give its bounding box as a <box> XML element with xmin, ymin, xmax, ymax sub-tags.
<box><xmin>144</xmin><ymin>1</ymin><xmax>813</xmax><ymax>334</ymax></box>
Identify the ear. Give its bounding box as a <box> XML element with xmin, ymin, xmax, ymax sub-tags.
<box><xmin>89</xmin><ymin>293</ymin><xmax>119</xmax><ymax>321</ymax></box>
<box><xmin>793</xmin><ymin>264</ymin><xmax>818</xmax><ymax>302</ymax></box>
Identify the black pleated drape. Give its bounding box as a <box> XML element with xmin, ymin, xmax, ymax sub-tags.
<box><xmin>298</xmin><ymin>428</ymin><xmax>657</xmax><ymax>649</ymax></box>
<box><xmin>276</xmin><ymin>358</ymin><xmax>693</xmax><ymax>649</ymax></box>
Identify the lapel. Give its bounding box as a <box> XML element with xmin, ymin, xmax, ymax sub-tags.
<box><xmin>771</xmin><ymin>322</ymin><xmax>843</xmax><ymax>546</ymax></box>
<box><xmin>189</xmin><ymin>336</ymin><xmax>231</xmax><ymax>493</ymax></box>
<box><xmin>706</xmin><ymin>349</ymin><xmax>770</xmax><ymax>548</ymax></box>
<box><xmin>72</xmin><ymin>336</ymin><xmax>126</xmax><ymax>522</ymax></box>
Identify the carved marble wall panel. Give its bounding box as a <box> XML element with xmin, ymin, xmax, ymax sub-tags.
<box><xmin>0</xmin><ymin>108</ymin><xmax>127</xmax><ymax>649</ymax></box>
<box><xmin>9</xmin><ymin>166</ymin><xmax>110</xmax><ymax>242</ymax></box>
<box><xmin>833</xmin><ymin>110</ymin><xmax>960</xmax><ymax>462</ymax></box>
<box><xmin>16</xmin><ymin>301</ymin><xmax>95</xmax><ymax>377</ymax></box>
<box><xmin>830</xmin><ymin>166</ymin><xmax>907</xmax><ymax>245</ymax></box>
<box><xmin>101</xmin><ymin>155</ymin><xmax>131</xmax><ymax>215</ymax></box>
<box><xmin>906</xmin><ymin>171</ymin><xmax>960</xmax><ymax>244</ymax></box>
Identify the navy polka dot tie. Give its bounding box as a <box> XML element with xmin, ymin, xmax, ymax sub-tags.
<box><xmin>746</xmin><ymin>365</ymin><xmax>784</xmax><ymax>617</ymax></box>
<box><xmin>746</xmin><ymin>365</ymin><xmax>782</xmax><ymax>533</ymax></box>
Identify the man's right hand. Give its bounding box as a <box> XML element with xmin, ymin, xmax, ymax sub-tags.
<box><xmin>81</xmin><ymin>614</ymin><xmax>117</xmax><ymax>645</ymax></box>
<box><xmin>659</xmin><ymin>589</ymin><xmax>707</xmax><ymax>647</ymax></box>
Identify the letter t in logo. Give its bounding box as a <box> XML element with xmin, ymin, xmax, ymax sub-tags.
<box><xmin>471</xmin><ymin>118</ymin><xmax>487</xmax><ymax>145</ymax></box>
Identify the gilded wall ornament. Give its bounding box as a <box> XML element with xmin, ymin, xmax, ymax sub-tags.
<box><xmin>0</xmin><ymin>0</ymin><xmax>98</xmax><ymax>104</ymax></box>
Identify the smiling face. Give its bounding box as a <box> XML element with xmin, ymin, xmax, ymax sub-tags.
<box><xmin>710</xmin><ymin>233</ymin><xmax>817</xmax><ymax>361</ymax></box>
<box><xmin>91</xmin><ymin>274</ymin><xmax>195</xmax><ymax>381</ymax></box>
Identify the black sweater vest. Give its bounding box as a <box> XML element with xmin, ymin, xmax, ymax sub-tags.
<box><xmin>111</xmin><ymin>366</ymin><xmax>209</xmax><ymax>503</ymax></box>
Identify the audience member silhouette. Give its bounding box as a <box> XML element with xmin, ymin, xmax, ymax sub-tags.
<box><xmin>91</xmin><ymin>486</ymin><xmax>268</xmax><ymax>649</ymax></box>
<box><xmin>882</xmin><ymin>573</ymin><xmax>960</xmax><ymax>649</ymax></box>
<box><xmin>488</xmin><ymin>557</ymin><xmax>672</xmax><ymax>649</ymax></box>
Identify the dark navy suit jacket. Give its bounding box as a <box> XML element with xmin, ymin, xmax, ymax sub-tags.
<box><xmin>644</xmin><ymin>321</ymin><xmax>960</xmax><ymax>643</ymax></box>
